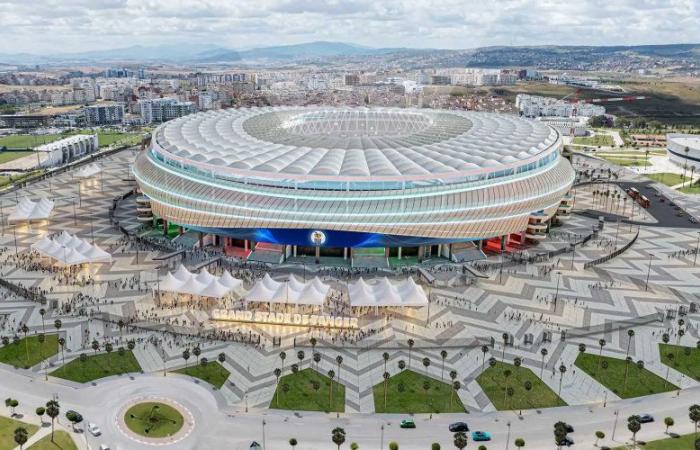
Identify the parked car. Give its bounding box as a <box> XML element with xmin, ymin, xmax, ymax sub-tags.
<box><xmin>638</xmin><ymin>414</ymin><xmax>654</xmax><ymax>423</ymax></box>
<box><xmin>99</xmin><ymin>445</ymin><xmax>110</xmax><ymax>450</ymax></box>
<box><xmin>87</xmin><ymin>423</ymin><xmax>101</xmax><ymax>436</ymax></box>
<box><xmin>448</xmin><ymin>422</ymin><xmax>469</xmax><ymax>432</ymax></box>
<box><xmin>471</xmin><ymin>431</ymin><xmax>491</xmax><ymax>441</ymax></box>
<box><xmin>557</xmin><ymin>436</ymin><xmax>575</xmax><ymax>447</ymax></box>
<box><xmin>400</xmin><ymin>419</ymin><xmax>416</xmax><ymax>429</ymax></box>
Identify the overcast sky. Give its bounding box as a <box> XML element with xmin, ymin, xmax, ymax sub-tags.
<box><xmin>1</xmin><ymin>0</ymin><xmax>698</xmax><ymax>54</ymax></box>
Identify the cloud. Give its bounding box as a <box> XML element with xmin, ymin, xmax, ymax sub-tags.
<box><xmin>0</xmin><ymin>0</ymin><xmax>698</xmax><ymax>54</ymax></box>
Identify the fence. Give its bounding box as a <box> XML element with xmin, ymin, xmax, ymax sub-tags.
<box><xmin>583</xmin><ymin>228</ymin><xmax>639</xmax><ymax>269</ymax></box>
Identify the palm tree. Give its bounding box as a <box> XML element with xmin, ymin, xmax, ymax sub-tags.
<box><xmin>291</xmin><ymin>363</ymin><xmax>299</xmax><ymax>375</ymax></box>
<box><xmin>310</xmin><ymin>337</ymin><xmax>317</xmax><ymax>354</ymax></box>
<box><xmin>407</xmin><ymin>339</ymin><xmax>414</xmax><ymax>368</ymax></box>
<box><xmin>313</xmin><ymin>352</ymin><xmax>321</xmax><ymax>371</ymax></box>
<box><xmin>540</xmin><ymin>348</ymin><xmax>548</xmax><ymax>378</ymax></box>
<box><xmin>382</xmin><ymin>352</ymin><xmax>390</xmax><ymax>374</ymax></box>
<box><xmin>297</xmin><ymin>350</ymin><xmax>305</xmax><ymax>370</ymax></box>
<box><xmin>36</xmin><ymin>407</ymin><xmax>45</xmax><ymax>425</ymax></box>
<box><xmin>105</xmin><ymin>342</ymin><xmax>113</xmax><ymax>370</ymax></box>
<box><xmin>513</xmin><ymin>357</ymin><xmax>522</xmax><ymax>378</ymax></box>
<box><xmin>193</xmin><ymin>346</ymin><xmax>201</xmax><ymax>365</ymax></box>
<box><xmin>440</xmin><ymin>350</ymin><xmax>447</xmax><ymax>380</ymax></box>
<box><xmin>39</xmin><ymin>308</ymin><xmax>46</xmax><ymax>333</ymax></box>
<box><xmin>558</xmin><ymin>364</ymin><xmax>567</xmax><ymax>397</ymax></box>
<box><xmin>622</xmin><ymin>356</ymin><xmax>633</xmax><ymax>394</ymax></box>
<box><xmin>328</xmin><ymin>370</ymin><xmax>336</xmax><ymax>408</ymax></box>
<box><xmin>336</xmin><ymin>355</ymin><xmax>343</xmax><ymax>383</ymax></box>
<box><xmin>481</xmin><ymin>345</ymin><xmax>489</xmax><ymax>371</ymax></box>
<box><xmin>689</xmin><ymin>404</ymin><xmax>700</xmax><ymax>438</ymax></box>
<box><xmin>514</xmin><ymin>438</ymin><xmax>525</xmax><ymax>449</ymax></box>
<box><xmin>664</xmin><ymin>417</ymin><xmax>674</xmax><ymax>434</ymax></box>
<box><xmin>595</xmin><ymin>431</ymin><xmax>605</xmax><ymax>446</ymax></box>
<box><xmin>14</xmin><ymin>427</ymin><xmax>28</xmax><ymax>450</ymax></box>
<box><xmin>91</xmin><ymin>339</ymin><xmax>99</xmax><ymax>355</ymax></box>
<box><xmin>57</xmin><ymin>337</ymin><xmax>66</xmax><ymax>367</ymax></box>
<box><xmin>182</xmin><ymin>349</ymin><xmax>190</xmax><ymax>369</ymax></box>
<box><xmin>37</xmin><ymin>333</ymin><xmax>45</xmax><ymax>362</ymax></box>
<box><xmin>423</xmin><ymin>380</ymin><xmax>431</xmax><ymax>408</ymax></box>
<box><xmin>289</xmin><ymin>438</ymin><xmax>298</xmax><ymax>449</ymax></box>
<box><xmin>597</xmin><ymin>339</ymin><xmax>606</xmax><ymax>373</ymax></box>
<box><xmin>450</xmin><ymin>380</ymin><xmax>461</xmax><ymax>409</ymax></box>
<box><xmin>382</xmin><ymin>371</ymin><xmax>390</xmax><ymax>409</ymax></box>
<box><xmin>54</xmin><ymin>319</ymin><xmax>62</xmax><ymax>336</ymax></box>
<box><xmin>218</xmin><ymin>352</ymin><xmax>226</xmax><ymax>364</ymax></box>
<box><xmin>453</xmin><ymin>431</ymin><xmax>468</xmax><ymax>450</ymax></box>
<box><xmin>20</xmin><ymin>324</ymin><xmax>29</xmax><ymax>363</ymax></box>
<box><xmin>626</xmin><ymin>330</ymin><xmax>635</xmax><ymax>357</ymax></box>
<box><xmin>628</xmin><ymin>416</ymin><xmax>641</xmax><ymax>450</ymax></box>
<box><xmin>273</xmin><ymin>368</ymin><xmax>282</xmax><ymax>406</ymax></box>
<box><xmin>503</xmin><ymin>369</ymin><xmax>512</xmax><ymax>405</ymax></box>
<box><xmin>523</xmin><ymin>380</ymin><xmax>533</xmax><ymax>412</ymax></box>
<box><xmin>398</xmin><ymin>360</ymin><xmax>406</xmax><ymax>371</ymax></box>
<box><xmin>331</xmin><ymin>427</ymin><xmax>346</xmax><ymax>450</ymax></box>
<box><xmin>280</xmin><ymin>351</ymin><xmax>287</xmax><ymax>372</ymax></box>
<box><xmin>422</xmin><ymin>357</ymin><xmax>431</xmax><ymax>376</ymax></box>
<box><xmin>502</xmin><ymin>333</ymin><xmax>509</xmax><ymax>361</ymax></box>
<box><xmin>46</xmin><ymin>400</ymin><xmax>59</xmax><ymax>442</ymax></box>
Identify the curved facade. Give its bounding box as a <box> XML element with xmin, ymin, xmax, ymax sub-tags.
<box><xmin>133</xmin><ymin>107</ymin><xmax>575</xmax><ymax>248</ymax></box>
<box><xmin>667</xmin><ymin>133</ymin><xmax>700</xmax><ymax>170</ymax></box>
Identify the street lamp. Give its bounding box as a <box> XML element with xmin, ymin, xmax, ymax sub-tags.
<box><xmin>505</xmin><ymin>421</ymin><xmax>511</xmax><ymax>450</ymax></box>
<box><xmin>694</xmin><ymin>231</ymin><xmax>700</xmax><ymax>267</ymax></box>
<box><xmin>644</xmin><ymin>253</ymin><xmax>653</xmax><ymax>291</ymax></box>
<box><xmin>554</xmin><ymin>271</ymin><xmax>562</xmax><ymax>309</ymax></box>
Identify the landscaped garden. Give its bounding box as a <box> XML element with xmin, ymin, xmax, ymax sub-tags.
<box><xmin>173</xmin><ymin>361</ymin><xmax>230</xmax><ymax>389</ymax></box>
<box><xmin>50</xmin><ymin>350</ymin><xmax>141</xmax><ymax>383</ymax></box>
<box><xmin>0</xmin><ymin>129</ymin><xmax>142</xmax><ymax>150</ymax></box>
<box><xmin>270</xmin><ymin>368</ymin><xmax>345</xmax><ymax>412</ymax></box>
<box><xmin>646</xmin><ymin>172</ymin><xmax>688</xmax><ymax>187</ymax></box>
<box><xmin>476</xmin><ymin>360</ymin><xmax>566</xmax><ymax>410</ymax></box>
<box><xmin>0</xmin><ymin>151</ymin><xmax>33</xmax><ymax>164</ymax></box>
<box><xmin>574</xmin><ymin>353</ymin><xmax>677</xmax><ymax>398</ymax></box>
<box><xmin>659</xmin><ymin>343</ymin><xmax>700</xmax><ymax>381</ymax></box>
<box><xmin>372</xmin><ymin>369</ymin><xmax>464</xmax><ymax>414</ymax></box>
<box><xmin>124</xmin><ymin>402</ymin><xmax>184</xmax><ymax>438</ymax></box>
<box><xmin>612</xmin><ymin>432</ymin><xmax>700</xmax><ymax>449</ymax></box>
<box><xmin>573</xmin><ymin>134</ymin><xmax>614</xmax><ymax>146</ymax></box>
<box><xmin>0</xmin><ymin>334</ymin><xmax>59</xmax><ymax>369</ymax></box>
<box><xmin>27</xmin><ymin>430</ymin><xmax>77</xmax><ymax>450</ymax></box>
<box><xmin>0</xmin><ymin>416</ymin><xmax>38</xmax><ymax>450</ymax></box>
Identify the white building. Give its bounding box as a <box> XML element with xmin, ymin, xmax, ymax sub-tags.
<box><xmin>667</xmin><ymin>134</ymin><xmax>700</xmax><ymax>170</ymax></box>
<box><xmin>36</xmin><ymin>134</ymin><xmax>98</xmax><ymax>168</ymax></box>
<box><xmin>516</xmin><ymin>94</ymin><xmax>606</xmax><ymax>118</ymax></box>
<box><xmin>536</xmin><ymin>117</ymin><xmax>589</xmax><ymax>137</ymax></box>
<box><xmin>138</xmin><ymin>98</ymin><xmax>196</xmax><ymax>124</ymax></box>
<box><xmin>84</xmin><ymin>103</ymin><xmax>125</xmax><ymax>126</ymax></box>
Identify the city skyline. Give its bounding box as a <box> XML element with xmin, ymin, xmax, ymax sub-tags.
<box><xmin>1</xmin><ymin>0</ymin><xmax>699</xmax><ymax>54</ymax></box>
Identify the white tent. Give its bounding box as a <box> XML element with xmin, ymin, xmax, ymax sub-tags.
<box><xmin>75</xmin><ymin>163</ymin><xmax>101</xmax><ymax>179</ymax></box>
<box><xmin>30</xmin><ymin>231</ymin><xmax>112</xmax><ymax>265</ymax></box>
<box><xmin>219</xmin><ymin>270</ymin><xmax>243</xmax><ymax>291</ymax></box>
<box><xmin>8</xmin><ymin>197</ymin><xmax>55</xmax><ymax>223</ymax></box>
<box><xmin>348</xmin><ymin>277</ymin><xmax>428</xmax><ymax>307</ymax></box>
<box><xmin>245</xmin><ymin>274</ymin><xmax>330</xmax><ymax>306</ymax></box>
<box><xmin>157</xmin><ymin>265</ymin><xmax>243</xmax><ymax>298</ymax></box>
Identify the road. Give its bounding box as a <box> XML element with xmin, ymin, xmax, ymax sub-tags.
<box><xmin>0</xmin><ymin>368</ymin><xmax>698</xmax><ymax>450</ymax></box>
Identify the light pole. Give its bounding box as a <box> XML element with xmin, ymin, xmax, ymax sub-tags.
<box><xmin>694</xmin><ymin>231</ymin><xmax>700</xmax><ymax>267</ymax></box>
<box><xmin>380</xmin><ymin>423</ymin><xmax>384</xmax><ymax>450</ymax></box>
<box><xmin>262</xmin><ymin>418</ymin><xmax>266</xmax><ymax>450</ymax></box>
<box><xmin>644</xmin><ymin>253</ymin><xmax>653</xmax><ymax>291</ymax></box>
<box><xmin>505</xmin><ymin>421</ymin><xmax>511</xmax><ymax>450</ymax></box>
<box><xmin>570</xmin><ymin>242</ymin><xmax>576</xmax><ymax>270</ymax></box>
<box><xmin>554</xmin><ymin>271</ymin><xmax>562</xmax><ymax>309</ymax></box>
<box><xmin>611</xmin><ymin>409</ymin><xmax>619</xmax><ymax>440</ymax></box>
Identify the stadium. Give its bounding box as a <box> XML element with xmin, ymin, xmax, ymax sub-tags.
<box><xmin>133</xmin><ymin>107</ymin><xmax>575</xmax><ymax>263</ymax></box>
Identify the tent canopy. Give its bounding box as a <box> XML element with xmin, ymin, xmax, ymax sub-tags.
<box><xmin>246</xmin><ymin>274</ymin><xmax>330</xmax><ymax>306</ymax></box>
<box><xmin>158</xmin><ymin>265</ymin><xmax>244</xmax><ymax>298</ymax></box>
<box><xmin>348</xmin><ymin>277</ymin><xmax>427</xmax><ymax>307</ymax></box>
<box><xmin>30</xmin><ymin>231</ymin><xmax>112</xmax><ymax>266</ymax></box>
<box><xmin>8</xmin><ymin>197</ymin><xmax>54</xmax><ymax>222</ymax></box>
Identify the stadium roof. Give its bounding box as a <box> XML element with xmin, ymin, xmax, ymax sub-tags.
<box><xmin>153</xmin><ymin>107</ymin><xmax>560</xmax><ymax>183</ymax></box>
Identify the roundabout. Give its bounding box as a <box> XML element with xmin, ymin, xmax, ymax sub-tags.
<box><xmin>116</xmin><ymin>396</ymin><xmax>194</xmax><ymax>446</ymax></box>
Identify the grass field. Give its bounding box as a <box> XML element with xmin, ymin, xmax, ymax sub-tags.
<box><xmin>476</xmin><ymin>361</ymin><xmax>566</xmax><ymax>411</ymax></box>
<box><xmin>0</xmin><ymin>151</ymin><xmax>33</xmax><ymax>164</ymax></box>
<box><xmin>172</xmin><ymin>361</ymin><xmax>230</xmax><ymax>389</ymax></box>
<box><xmin>373</xmin><ymin>369</ymin><xmax>465</xmax><ymax>414</ymax></box>
<box><xmin>50</xmin><ymin>350</ymin><xmax>141</xmax><ymax>383</ymax></box>
<box><xmin>124</xmin><ymin>402</ymin><xmax>184</xmax><ymax>438</ymax></box>
<box><xmin>646</xmin><ymin>173</ymin><xmax>687</xmax><ymax>187</ymax></box>
<box><xmin>0</xmin><ymin>171</ymin><xmax>44</xmax><ymax>188</ymax></box>
<box><xmin>0</xmin><ymin>416</ymin><xmax>39</xmax><ymax>450</ymax></box>
<box><xmin>0</xmin><ymin>334</ymin><xmax>59</xmax><ymax>369</ymax></box>
<box><xmin>612</xmin><ymin>432</ymin><xmax>700</xmax><ymax>449</ymax></box>
<box><xmin>659</xmin><ymin>343</ymin><xmax>700</xmax><ymax>381</ymax></box>
<box><xmin>0</xmin><ymin>130</ymin><xmax>142</xmax><ymax>150</ymax></box>
<box><xmin>678</xmin><ymin>185</ymin><xmax>700</xmax><ymax>194</ymax></box>
<box><xmin>575</xmin><ymin>353</ymin><xmax>677</xmax><ymax>398</ymax></box>
<box><xmin>27</xmin><ymin>430</ymin><xmax>77</xmax><ymax>450</ymax></box>
<box><xmin>598</xmin><ymin>155</ymin><xmax>649</xmax><ymax>167</ymax></box>
<box><xmin>270</xmin><ymin>368</ymin><xmax>346</xmax><ymax>412</ymax></box>
<box><xmin>573</xmin><ymin>135</ymin><xmax>614</xmax><ymax>146</ymax></box>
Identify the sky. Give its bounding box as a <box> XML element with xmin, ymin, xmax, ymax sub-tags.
<box><xmin>1</xmin><ymin>0</ymin><xmax>699</xmax><ymax>54</ymax></box>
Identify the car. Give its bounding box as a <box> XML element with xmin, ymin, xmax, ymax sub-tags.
<box><xmin>400</xmin><ymin>419</ymin><xmax>416</xmax><ymax>429</ymax></box>
<box><xmin>87</xmin><ymin>423</ymin><xmax>101</xmax><ymax>436</ymax></box>
<box><xmin>99</xmin><ymin>445</ymin><xmax>110</xmax><ymax>450</ymax></box>
<box><xmin>557</xmin><ymin>436</ymin><xmax>575</xmax><ymax>447</ymax></box>
<box><xmin>448</xmin><ymin>422</ymin><xmax>469</xmax><ymax>432</ymax></box>
<box><xmin>638</xmin><ymin>414</ymin><xmax>654</xmax><ymax>423</ymax></box>
<box><xmin>471</xmin><ymin>431</ymin><xmax>491</xmax><ymax>441</ymax></box>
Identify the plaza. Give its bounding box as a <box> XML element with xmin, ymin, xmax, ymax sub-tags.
<box><xmin>0</xmin><ymin>140</ymin><xmax>698</xmax><ymax>449</ymax></box>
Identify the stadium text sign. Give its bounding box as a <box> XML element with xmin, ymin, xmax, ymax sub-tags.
<box><xmin>211</xmin><ymin>309</ymin><xmax>359</xmax><ymax>329</ymax></box>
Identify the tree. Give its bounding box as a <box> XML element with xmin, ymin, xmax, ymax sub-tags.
<box><xmin>451</xmin><ymin>381</ymin><xmax>461</xmax><ymax>409</ymax></box>
<box><xmin>6</xmin><ymin>399</ymin><xmax>18</xmax><ymax>416</ymax></box>
<box><xmin>36</xmin><ymin>406</ymin><xmax>45</xmax><ymax>424</ymax></box>
<box><xmin>289</xmin><ymin>438</ymin><xmax>298</xmax><ymax>449</ymax></box>
<box><xmin>422</xmin><ymin>357</ymin><xmax>431</xmax><ymax>375</ymax></box>
<box><xmin>66</xmin><ymin>409</ymin><xmax>83</xmax><ymax>431</ymax></box>
<box><xmin>558</xmin><ymin>364</ymin><xmax>567</xmax><ymax>396</ymax></box>
<box><xmin>502</xmin><ymin>332</ymin><xmax>509</xmax><ymax>360</ymax></box>
<box><xmin>328</xmin><ymin>370</ymin><xmax>336</xmax><ymax>408</ymax></box>
<box><xmin>597</xmin><ymin>339</ymin><xmax>606</xmax><ymax>373</ymax></box>
<box><xmin>182</xmin><ymin>349</ymin><xmax>190</xmax><ymax>369</ymax></box>
<box><xmin>626</xmin><ymin>329</ymin><xmax>635</xmax><ymax>356</ymax></box>
<box><xmin>39</xmin><ymin>308</ymin><xmax>46</xmax><ymax>332</ymax></box>
<box><xmin>273</xmin><ymin>368</ymin><xmax>282</xmax><ymax>406</ymax></box>
<box><xmin>383</xmin><ymin>371</ymin><xmax>390</xmax><ymax>409</ymax></box>
<box><xmin>514</xmin><ymin>438</ymin><xmax>525</xmax><ymax>448</ymax></box>
<box><xmin>398</xmin><ymin>360</ymin><xmax>406</xmax><ymax>371</ymax></box>
<box><xmin>21</xmin><ymin>324</ymin><xmax>29</xmax><ymax>363</ymax></box>
<box><xmin>540</xmin><ymin>348</ymin><xmax>548</xmax><ymax>378</ymax></box>
<box><xmin>336</xmin><ymin>355</ymin><xmax>343</xmax><ymax>382</ymax></box>
<box><xmin>297</xmin><ymin>350</ymin><xmax>305</xmax><ymax>370</ymax></box>
<box><xmin>554</xmin><ymin>421</ymin><xmax>568</xmax><ymax>450</ymax></box>
<box><xmin>481</xmin><ymin>345</ymin><xmax>489</xmax><ymax>371</ymax></box>
<box><xmin>310</xmin><ymin>337</ymin><xmax>317</xmax><ymax>354</ymax></box>
<box><xmin>105</xmin><ymin>342</ymin><xmax>114</xmax><ymax>370</ymax></box>
<box><xmin>193</xmin><ymin>346</ymin><xmax>201</xmax><ymax>365</ymax></box>
<box><xmin>523</xmin><ymin>380</ymin><xmax>533</xmax><ymax>413</ymax></box>
<box><xmin>314</xmin><ymin>352</ymin><xmax>321</xmax><ymax>370</ymax></box>
<box><xmin>46</xmin><ymin>399</ymin><xmax>60</xmax><ymax>442</ymax></box>
<box><xmin>595</xmin><ymin>430</ymin><xmax>605</xmax><ymax>446</ymax></box>
<box><xmin>331</xmin><ymin>427</ymin><xmax>346</xmax><ymax>450</ymax></box>
<box><xmin>91</xmin><ymin>339</ymin><xmax>99</xmax><ymax>355</ymax></box>
<box><xmin>431</xmin><ymin>444</ymin><xmax>441</xmax><ymax>450</ymax></box>
<box><xmin>389</xmin><ymin>442</ymin><xmax>399</xmax><ymax>450</ymax></box>
<box><xmin>454</xmin><ymin>431</ymin><xmax>468</xmax><ymax>450</ymax></box>
<box><xmin>14</xmin><ymin>427</ymin><xmax>28</xmax><ymax>450</ymax></box>
<box><xmin>291</xmin><ymin>363</ymin><xmax>299</xmax><ymax>375</ymax></box>
<box><xmin>382</xmin><ymin>352</ymin><xmax>390</xmax><ymax>374</ymax></box>
<box><xmin>690</xmin><ymin>404</ymin><xmax>700</xmax><ymax>437</ymax></box>
<box><xmin>664</xmin><ymin>417</ymin><xmax>674</xmax><ymax>434</ymax></box>
<box><xmin>280</xmin><ymin>351</ymin><xmax>287</xmax><ymax>372</ymax></box>
<box><xmin>628</xmin><ymin>417</ymin><xmax>641</xmax><ymax>450</ymax></box>
<box><xmin>407</xmin><ymin>339</ymin><xmax>414</xmax><ymax>368</ymax></box>
<box><xmin>350</xmin><ymin>443</ymin><xmax>359</xmax><ymax>450</ymax></box>
<box><xmin>58</xmin><ymin>337</ymin><xmax>66</xmax><ymax>367</ymax></box>
<box><xmin>440</xmin><ymin>350</ymin><xmax>447</xmax><ymax>380</ymax></box>
<box><xmin>218</xmin><ymin>352</ymin><xmax>226</xmax><ymax>364</ymax></box>
<box><xmin>423</xmin><ymin>380</ymin><xmax>431</xmax><ymax>407</ymax></box>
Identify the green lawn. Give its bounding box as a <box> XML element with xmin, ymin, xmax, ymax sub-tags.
<box><xmin>646</xmin><ymin>173</ymin><xmax>687</xmax><ymax>187</ymax></box>
<box><xmin>271</xmin><ymin>368</ymin><xmax>345</xmax><ymax>412</ymax></box>
<box><xmin>50</xmin><ymin>350</ymin><xmax>141</xmax><ymax>383</ymax></box>
<box><xmin>27</xmin><ymin>430</ymin><xmax>77</xmax><ymax>450</ymax></box>
<box><xmin>574</xmin><ymin>353</ymin><xmax>677</xmax><ymax>398</ymax></box>
<box><xmin>0</xmin><ymin>416</ymin><xmax>39</xmax><ymax>450</ymax></box>
<box><xmin>0</xmin><ymin>130</ymin><xmax>141</xmax><ymax>150</ymax></box>
<box><xmin>678</xmin><ymin>185</ymin><xmax>700</xmax><ymax>194</ymax></box>
<box><xmin>0</xmin><ymin>151</ymin><xmax>33</xmax><ymax>164</ymax></box>
<box><xmin>0</xmin><ymin>334</ymin><xmax>59</xmax><ymax>369</ymax></box>
<box><xmin>373</xmin><ymin>369</ymin><xmax>465</xmax><ymax>414</ymax></box>
<box><xmin>613</xmin><ymin>432</ymin><xmax>700</xmax><ymax>449</ymax></box>
<box><xmin>172</xmin><ymin>361</ymin><xmax>230</xmax><ymax>389</ymax></box>
<box><xmin>599</xmin><ymin>156</ymin><xmax>649</xmax><ymax>167</ymax></box>
<box><xmin>124</xmin><ymin>402</ymin><xmax>183</xmax><ymax>438</ymax></box>
<box><xmin>573</xmin><ymin>135</ymin><xmax>614</xmax><ymax>146</ymax></box>
<box><xmin>476</xmin><ymin>361</ymin><xmax>566</xmax><ymax>410</ymax></box>
<box><xmin>659</xmin><ymin>343</ymin><xmax>700</xmax><ymax>381</ymax></box>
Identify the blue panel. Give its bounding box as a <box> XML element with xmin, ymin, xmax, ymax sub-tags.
<box><xmin>186</xmin><ymin>226</ymin><xmax>485</xmax><ymax>248</ymax></box>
